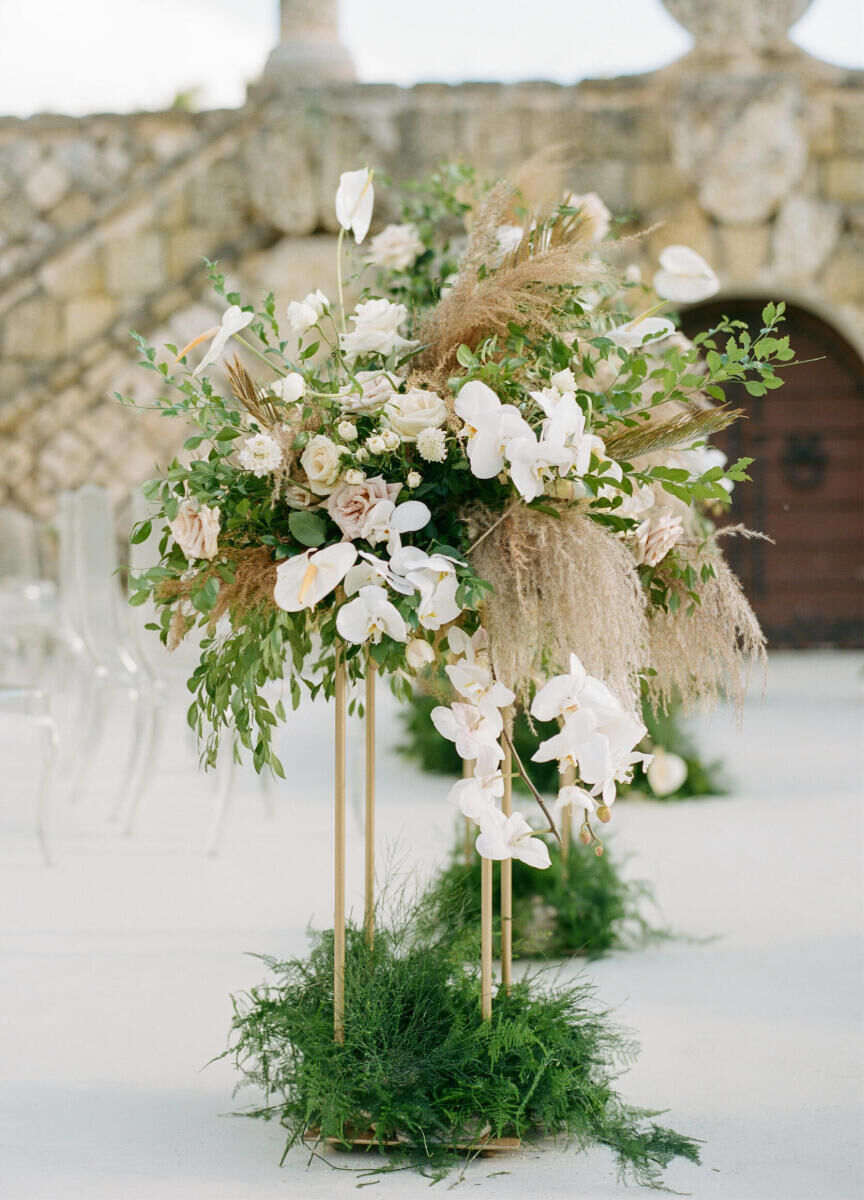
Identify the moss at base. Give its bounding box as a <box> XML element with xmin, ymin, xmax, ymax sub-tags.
<box><xmin>420</xmin><ymin>835</ymin><xmax>672</xmax><ymax>959</ymax></box>
<box><xmin>227</xmin><ymin>915</ymin><xmax>700</xmax><ymax>1186</ymax></box>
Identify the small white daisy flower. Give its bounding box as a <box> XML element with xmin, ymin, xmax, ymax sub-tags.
<box><xmin>238</xmin><ymin>433</ymin><xmax>283</xmax><ymax>477</ymax></box>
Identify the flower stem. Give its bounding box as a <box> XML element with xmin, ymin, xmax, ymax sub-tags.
<box><xmin>336</xmin><ymin>227</ymin><xmax>347</xmax><ymax>334</ymax></box>
<box><xmin>235</xmin><ymin>336</ymin><xmax>287</xmax><ymax>377</ymax></box>
<box><xmin>501</xmin><ymin>724</ymin><xmax>562</xmax><ymax>847</ymax></box>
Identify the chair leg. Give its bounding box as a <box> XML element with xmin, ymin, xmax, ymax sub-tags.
<box><xmin>35</xmin><ymin>717</ymin><xmax>58</xmax><ymax>867</ymax></box>
<box><xmin>206</xmin><ymin>746</ymin><xmax>237</xmax><ymax>857</ymax></box>
<box><xmin>120</xmin><ymin>687</ymin><xmax>161</xmax><ymax>836</ymax></box>
<box><xmin>69</xmin><ymin>672</ymin><xmax>108</xmax><ymax>806</ymax></box>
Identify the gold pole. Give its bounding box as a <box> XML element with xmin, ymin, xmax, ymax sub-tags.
<box><xmin>364</xmin><ymin>657</ymin><xmax>376</xmax><ymax>949</ymax></box>
<box><xmin>500</xmin><ymin>721</ymin><xmax>513</xmax><ymax>992</ymax></box>
<box><xmin>561</xmin><ymin>762</ymin><xmax>574</xmax><ymax>880</ymax></box>
<box><xmin>481</xmin><ymin>854</ymin><xmax>493</xmax><ymax>1020</ymax></box>
<box><xmin>462</xmin><ymin>757</ymin><xmax>474</xmax><ymax>866</ymax></box>
<box><xmin>333</xmin><ymin>652</ymin><xmax>347</xmax><ymax>1043</ymax></box>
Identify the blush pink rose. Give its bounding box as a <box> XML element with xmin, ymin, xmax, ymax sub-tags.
<box><xmin>325</xmin><ymin>474</ymin><xmax>401</xmax><ymax>539</ymax></box>
<box><xmin>169</xmin><ymin>500</ymin><xmax>221</xmax><ymax>561</ymax></box>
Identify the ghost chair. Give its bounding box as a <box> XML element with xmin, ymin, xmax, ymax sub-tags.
<box><xmin>0</xmin><ymin>685</ymin><xmax>57</xmax><ymax>866</ymax></box>
<box><xmin>61</xmin><ymin>486</ymin><xmax>159</xmax><ymax>831</ymax></box>
<box><xmin>0</xmin><ymin>506</ymin><xmax>58</xmax><ymax>685</ymax></box>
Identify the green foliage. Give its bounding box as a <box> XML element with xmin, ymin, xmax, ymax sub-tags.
<box><xmin>226</xmin><ymin>912</ymin><xmax>700</xmax><ymax>1185</ymax></box>
<box><xmin>420</xmin><ymin>835</ymin><xmax>671</xmax><ymax>959</ymax></box>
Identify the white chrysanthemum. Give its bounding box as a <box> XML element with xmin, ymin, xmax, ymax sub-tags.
<box><xmin>416</xmin><ymin>426</ymin><xmax>447</xmax><ymax>463</ymax></box>
<box><xmin>238</xmin><ymin>433</ymin><xmax>283</xmax><ymax>477</ymax></box>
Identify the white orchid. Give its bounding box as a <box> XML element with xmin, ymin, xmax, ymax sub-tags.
<box><xmin>454</xmin><ymin>380</ymin><xmax>532</xmax><ymax>479</ymax></box>
<box><xmin>475</xmin><ymin>808</ymin><xmax>551</xmax><ymax>870</ymax></box>
<box><xmin>174</xmin><ymin>306</ymin><xmax>254</xmax><ymax>378</ymax></box>
<box><xmin>653</xmin><ymin>245</ymin><xmax>720</xmax><ymax>304</ymax></box>
<box><xmin>335</xmin><ymin>167</ymin><xmax>374</xmax><ymax>244</ymax></box>
<box><xmin>415</xmin><ymin>573</ymin><xmax>462</xmax><ymax>630</ymax></box>
<box><xmin>336</xmin><ymin>584</ymin><xmax>407</xmax><ymax>645</ymax></box>
<box><xmin>360</xmin><ymin>498</ymin><xmax>431</xmax><ymax>555</ymax></box>
<box><xmin>607</xmin><ymin>314</ymin><xmax>676</xmax><ymax>350</ymax></box>
<box><xmin>405</xmin><ymin>637</ymin><xmax>435</xmax><ymax>670</ymax></box>
<box><xmin>448</xmin><ymin>771</ymin><xmax>504</xmax><ymax>822</ymax></box>
<box><xmin>273</xmin><ymin>543</ymin><xmax>357</xmax><ymax>612</ymax></box>
<box><xmin>344</xmin><ymin>551</ymin><xmax>415</xmax><ymax>597</ymax></box>
<box><xmin>445</xmin><ymin>661</ymin><xmax>515</xmax><ymax>714</ymax></box>
<box><xmin>555</xmin><ymin>784</ymin><xmax>597</xmax><ymax>815</ymax></box>
<box><xmin>506</xmin><ymin>433</ymin><xmax>573</xmax><ymax>501</ymax></box>
<box><xmin>447</xmin><ymin>626</ymin><xmax>488</xmax><ymax>664</ymax></box>
<box><xmin>430</xmin><ymin>702</ymin><xmax>504</xmax><ymax>776</ymax></box>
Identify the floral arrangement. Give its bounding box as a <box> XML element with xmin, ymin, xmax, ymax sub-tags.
<box><xmin>126</xmin><ymin>161</ymin><xmax>789</xmax><ymax>867</ymax></box>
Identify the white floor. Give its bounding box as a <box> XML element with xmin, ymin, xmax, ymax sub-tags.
<box><xmin>0</xmin><ymin>652</ymin><xmax>862</xmax><ymax>1199</ymax></box>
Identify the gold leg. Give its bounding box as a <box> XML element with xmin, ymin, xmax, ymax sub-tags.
<box><xmin>481</xmin><ymin>854</ymin><xmax>493</xmax><ymax>1020</ymax></box>
<box><xmin>500</xmin><ymin>725</ymin><xmax>513</xmax><ymax>992</ymax></box>
<box><xmin>334</xmin><ymin>654</ymin><xmax>347</xmax><ymax>1043</ymax></box>
<box><xmin>462</xmin><ymin>757</ymin><xmax>474</xmax><ymax>866</ymax></box>
<box><xmin>561</xmin><ymin>760</ymin><xmax>574</xmax><ymax>880</ymax></box>
<box><xmin>364</xmin><ymin>659</ymin><xmax>376</xmax><ymax>949</ymax></box>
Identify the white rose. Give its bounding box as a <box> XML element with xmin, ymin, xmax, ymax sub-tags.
<box><xmin>300</xmin><ymin>434</ymin><xmax>342</xmax><ymax>495</ymax></box>
<box><xmin>337</xmin><ymin>420</ymin><xmax>358</xmax><ymax>441</ymax></box>
<box><xmin>285</xmin><ymin>300</ymin><xmax>318</xmax><ymax>335</ymax></box>
<box><xmin>342</xmin><ymin>468</ymin><xmax>366</xmax><ymax>485</ymax></box>
<box><xmin>633</xmin><ymin>512</ymin><xmax>684</xmax><ymax>567</ymax></box>
<box><xmin>405</xmin><ymin>638</ymin><xmax>435</xmax><ymax>670</ymax></box>
<box><xmin>365</xmin><ymin>434</ymin><xmax>387</xmax><ymax>455</ymax></box>
<box><xmin>367</xmin><ymin>222</ymin><xmax>425</xmax><ymax>270</ymax></box>
<box><xmin>273</xmin><ymin>373</ymin><xmax>305</xmax><ymax>404</ymax></box>
<box><xmin>339</xmin><ymin>299</ymin><xmax>417</xmax><ymax>360</ymax></box>
<box><xmin>384</xmin><ymin>387</ymin><xmax>448</xmax><ymax>442</ymax></box>
<box><xmin>340</xmin><ymin>369</ymin><xmax>400</xmax><ymax>414</ymax></box>
<box><xmin>646</xmin><ymin>749</ymin><xmax>688</xmax><ymax>797</ymax></box>
<box><xmin>380</xmin><ymin>428</ymin><xmax>400</xmax><ymax>451</ymax></box>
<box><xmin>304</xmin><ymin>289</ymin><xmax>329</xmax><ymax>316</ymax></box>
<box><xmin>284</xmin><ymin>484</ymin><xmax>318</xmax><ymax>510</ymax></box>
<box><xmin>407</xmin><ymin>470</ymin><xmax>422</xmax><ymax>489</ymax></box>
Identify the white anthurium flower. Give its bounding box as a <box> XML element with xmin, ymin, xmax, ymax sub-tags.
<box><xmin>445</xmin><ymin>661</ymin><xmax>515</xmax><ymax>713</ymax></box>
<box><xmin>273</xmin><ymin>543</ymin><xmax>357</xmax><ymax>613</ymax></box>
<box><xmin>430</xmin><ymin>702</ymin><xmax>504</xmax><ymax>775</ymax></box>
<box><xmin>555</xmin><ymin>784</ymin><xmax>597</xmax><ymax>815</ymax></box>
<box><xmin>336</xmin><ymin>584</ymin><xmax>407</xmax><ymax>645</ymax></box>
<box><xmin>454</xmin><ymin>380</ymin><xmax>532</xmax><ymax>479</ymax></box>
<box><xmin>506</xmin><ymin>434</ymin><xmax>572</xmax><ymax>502</ymax></box>
<box><xmin>448</xmin><ymin>771</ymin><xmax>504</xmax><ymax>823</ymax></box>
<box><xmin>335</xmin><ymin>167</ymin><xmax>374</xmax><ymax>244</ymax></box>
<box><xmin>174</xmin><ymin>306</ymin><xmax>254</xmax><ymax>378</ymax></box>
<box><xmin>607</xmin><ymin>315</ymin><xmax>676</xmax><ymax>350</ymax></box>
<box><xmin>360</xmin><ymin>498</ymin><xmax>431</xmax><ymax>555</ymax></box>
<box><xmin>475</xmin><ymin>808</ymin><xmax>551</xmax><ymax>870</ymax></box>
<box><xmin>448</xmin><ymin>626</ymin><xmax>489</xmax><ymax>664</ymax></box>
<box><xmin>646</xmin><ymin>748</ymin><xmax>688</xmax><ymax>797</ymax></box>
<box><xmin>653</xmin><ymin>245</ymin><xmax>720</xmax><ymax>304</ymax></box>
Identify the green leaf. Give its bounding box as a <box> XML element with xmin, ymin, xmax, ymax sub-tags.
<box><xmin>130</xmin><ymin>520</ymin><xmax>152</xmax><ymax>545</ymax></box>
<box><xmin>456</xmin><ymin>344</ymin><xmax>476</xmax><ymax>369</ymax></box>
<box><xmin>288</xmin><ymin>510</ymin><xmax>327</xmax><ymax>547</ymax></box>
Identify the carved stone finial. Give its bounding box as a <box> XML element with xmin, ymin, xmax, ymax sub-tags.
<box><xmin>261</xmin><ymin>0</ymin><xmax>355</xmax><ymax>88</ymax></box>
<box><xmin>660</xmin><ymin>0</ymin><xmax>813</xmax><ymax>57</ymax></box>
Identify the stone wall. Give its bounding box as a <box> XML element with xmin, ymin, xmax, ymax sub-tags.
<box><xmin>1</xmin><ymin>36</ymin><xmax>862</xmax><ymax>516</ymax></box>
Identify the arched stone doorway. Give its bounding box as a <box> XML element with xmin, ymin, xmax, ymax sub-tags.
<box><xmin>680</xmin><ymin>300</ymin><xmax>864</xmax><ymax>648</ymax></box>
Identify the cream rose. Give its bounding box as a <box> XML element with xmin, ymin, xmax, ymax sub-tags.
<box><xmin>325</xmin><ymin>474</ymin><xmax>401</xmax><ymax>539</ymax></box>
<box><xmin>633</xmin><ymin>512</ymin><xmax>684</xmax><ymax>567</ymax></box>
<box><xmin>339</xmin><ymin>299</ymin><xmax>417</xmax><ymax>360</ymax></box>
<box><xmin>169</xmin><ymin>500</ymin><xmax>220</xmax><ymax>562</ymax></box>
<box><xmin>367</xmin><ymin>223</ymin><xmax>425</xmax><ymax>270</ymax></box>
<box><xmin>340</xmin><ymin>369</ymin><xmax>400</xmax><ymax>414</ymax></box>
<box><xmin>384</xmin><ymin>387</ymin><xmax>448</xmax><ymax>442</ymax></box>
<box><xmin>300</xmin><ymin>434</ymin><xmax>342</xmax><ymax>496</ymax></box>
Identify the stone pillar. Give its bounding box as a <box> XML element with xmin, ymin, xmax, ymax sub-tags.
<box><xmin>661</xmin><ymin>0</ymin><xmax>814</xmax><ymax>64</ymax></box>
<box><xmin>260</xmin><ymin>0</ymin><xmax>355</xmax><ymax>90</ymax></box>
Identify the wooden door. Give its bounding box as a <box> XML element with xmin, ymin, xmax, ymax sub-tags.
<box><xmin>681</xmin><ymin>301</ymin><xmax>864</xmax><ymax>648</ymax></box>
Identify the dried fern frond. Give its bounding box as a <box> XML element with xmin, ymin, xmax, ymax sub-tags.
<box><xmin>468</xmin><ymin>505</ymin><xmax>647</xmax><ymax>706</ymax></box>
<box><xmin>157</xmin><ymin>544</ymin><xmax>278</xmax><ymax>639</ymax></box>
<box><xmin>225</xmin><ymin>357</ymin><xmax>280</xmax><ymax>428</ymax></box>
<box><xmin>604</xmin><ymin>407</ymin><xmax>744</xmax><ymax>460</ymax></box>
<box><xmin>646</xmin><ymin>544</ymin><xmax>766</xmax><ymax>714</ymax></box>
<box><xmin>507</xmin><ymin>144</ymin><xmax>572</xmax><ymax>220</ymax></box>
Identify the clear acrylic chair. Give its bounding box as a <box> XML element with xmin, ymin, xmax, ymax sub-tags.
<box><xmin>0</xmin><ymin>685</ymin><xmax>57</xmax><ymax>865</ymax></box>
<box><xmin>60</xmin><ymin>486</ymin><xmax>159</xmax><ymax>832</ymax></box>
<box><xmin>0</xmin><ymin>506</ymin><xmax>58</xmax><ymax>683</ymax></box>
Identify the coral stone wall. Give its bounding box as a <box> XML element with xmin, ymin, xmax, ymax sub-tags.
<box><xmin>1</xmin><ymin>52</ymin><xmax>862</xmax><ymax>516</ymax></box>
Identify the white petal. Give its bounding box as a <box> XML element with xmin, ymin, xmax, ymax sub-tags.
<box><xmin>652</xmin><ymin>270</ymin><xmax>720</xmax><ymax>303</ymax></box>
<box><xmin>391</xmin><ymin>500</ymin><xmax>431</xmax><ymax>534</ymax></box>
<box><xmin>336</xmin><ymin>596</ymin><xmax>372</xmax><ymax>643</ymax></box>
<box><xmin>658</xmin><ymin>244</ymin><xmax>713</xmax><ymax>276</ymax></box>
<box><xmin>454</xmin><ymin>380</ymin><xmax>501</xmax><ymax>424</ymax></box>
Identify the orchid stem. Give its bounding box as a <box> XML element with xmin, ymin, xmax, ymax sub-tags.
<box><xmin>235</xmin><ymin>335</ymin><xmax>288</xmax><ymax>377</ymax></box>
<box><xmin>501</xmin><ymin>724</ymin><xmax>562</xmax><ymax>847</ymax></box>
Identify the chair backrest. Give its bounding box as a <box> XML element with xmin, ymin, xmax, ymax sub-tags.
<box><xmin>0</xmin><ymin>507</ymin><xmax>39</xmax><ymax>583</ymax></box>
<box><xmin>64</xmin><ymin>486</ymin><xmax>145</xmax><ymax>678</ymax></box>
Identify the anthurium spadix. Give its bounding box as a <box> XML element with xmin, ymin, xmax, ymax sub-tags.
<box><xmin>273</xmin><ymin>543</ymin><xmax>357</xmax><ymax>612</ymax></box>
<box><xmin>607</xmin><ymin>313</ymin><xmax>675</xmax><ymax>350</ymax></box>
<box><xmin>475</xmin><ymin>808</ymin><xmax>551</xmax><ymax>870</ymax></box>
<box><xmin>653</xmin><ymin>244</ymin><xmax>720</xmax><ymax>304</ymax></box>
<box><xmin>335</xmin><ymin>167</ymin><xmax>374</xmax><ymax>244</ymax></box>
<box><xmin>174</xmin><ymin>305</ymin><xmax>254</xmax><ymax>378</ymax></box>
<box><xmin>336</xmin><ymin>584</ymin><xmax>407</xmax><ymax>644</ymax></box>
<box><xmin>454</xmin><ymin>380</ymin><xmax>532</xmax><ymax>478</ymax></box>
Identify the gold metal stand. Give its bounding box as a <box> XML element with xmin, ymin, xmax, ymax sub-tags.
<box><xmin>481</xmin><ymin>855</ymin><xmax>493</xmax><ymax>1020</ymax></box>
<box><xmin>333</xmin><ymin>654</ymin><xmax>347</xmax><ymax>1043</ymax></box>
<box><xmin>500</xmin><ymin>726</ymin><xmax>513</xmax><ymax>992</ymax></box>
<box><xmin>364</xmin><ymin>658</ymin><xmax>376</xmax><ymax>949</ymax></box>
<box><xmin>560</xmin><ymin>763</ymin><xmax>574</xmax><ymax>879</ymax></box>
